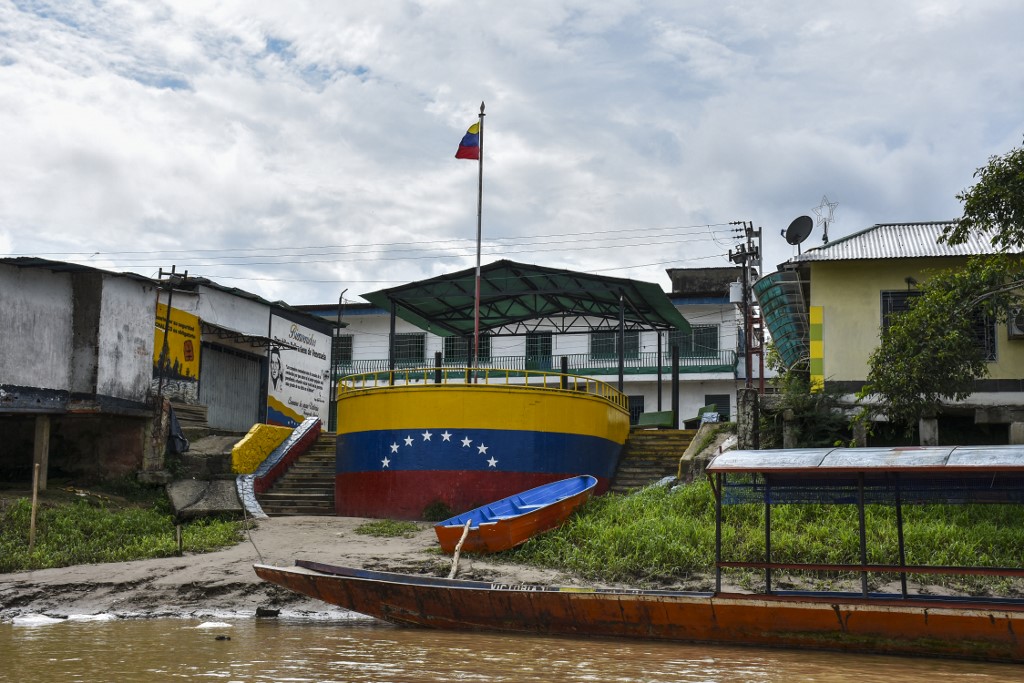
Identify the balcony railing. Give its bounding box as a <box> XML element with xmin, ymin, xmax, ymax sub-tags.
<box><xmin>334</xmin><ymin>350</ymin><xmax>737</xmax><ymax>380</ymax></box>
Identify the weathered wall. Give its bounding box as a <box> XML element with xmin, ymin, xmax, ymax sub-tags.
<box><xmin>0</xmin><ymin>413</ymin><xmax>147</xmax><ymax>482</ymax></box>
<box><xmin>195</xmin><ymin>286</ymin><xmax>270</xmax><ymax>338</ymax></box>
<box><xmin>70</xmin><ymin>272</ymin><xmax>102</xmax><ymax>394</ymax></box>
<box><xmin>96</xmin><ymin>275</ymin><xmax>156</xmax><ymax>402</ymax></box>
<box><xmin>0</xmin><ymin>265</ymin><xmax>73</xmax><ymax>391</ymax></box>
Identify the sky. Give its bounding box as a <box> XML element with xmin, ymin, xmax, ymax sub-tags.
<box><xmin>1</xmin><ymin>0</ymin><xmax>1022</xmax><ymax>306</ymax></box>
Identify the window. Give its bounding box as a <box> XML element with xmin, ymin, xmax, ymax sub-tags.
<box><xmin>393</xmin><ymin>333</ymin><xmax>425</xmax><ymax>364</ymax></box>
<box><xmin>668</xmin><ymin>325</ymin><xmax>719</xmax><ymax>357</ymax></box>
<box><xmin>526</xmin><ymin>333</ymin><xmax>552</xmax><ymax>370</ymax></box>
<box><xmin>589</xmin><ymin>330</ymin><xmax>639</xmax><ymax>359</ymax></box>
<box><xmin>704</xmin><ymin>393</ymin><xmax>731</xmax><ymax>421</ymax></box>
<box><xmin>881</xmin><ymin>291</ymin><xmax>995</xmax><ymax>361</ymax></box>
<box><xmin>627</xmin><ymin>395</ymin><xmax>645</xmax><ymax>424</ymax></box>
<box><xmin>332</xmin><ymin>333</ymin><xmax>353</xmax><ymax>376</ymax></box>
<box><xmin>443</xmin><ymin>335</ymin><xmax>491</xmax><ymax>363</ymax></box>
<box><xmin>880</xmin><ymin>290</ymin><xmax>921</xmax><ymax>332</ymax></box>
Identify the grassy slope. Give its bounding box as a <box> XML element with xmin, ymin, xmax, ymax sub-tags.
<box><xmin>0</xmin><ymin>489</ymin><xmax>243</xmax><ymax>573</ymax></box>
<box><xmin>507</xmin><ymin>479</ymin><xmax>1024</xmax><ymax>595</ymax></box>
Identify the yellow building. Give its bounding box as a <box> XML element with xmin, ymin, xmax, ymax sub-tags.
<box><xmin>755</xmin><ymin>222</ymin><xmax>1024</xmax><ymax>444</ymax></box>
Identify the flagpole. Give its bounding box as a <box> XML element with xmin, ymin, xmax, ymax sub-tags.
<box><xmin>473</xmin><ymin>101</ymin><xmax>485</xmax><ymax>375</ymax></box>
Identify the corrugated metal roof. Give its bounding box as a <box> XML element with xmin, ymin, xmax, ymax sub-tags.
<box><xmin>793</xmin><ymin>222</ymin><xmax>1004</xmax><ymax>262</ymax></box>
<box><xmin>706</xmin><ymin>445</ymin><xmax>1024</xmax><ymax>473</ymax></box>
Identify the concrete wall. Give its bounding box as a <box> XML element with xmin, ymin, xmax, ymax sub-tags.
<box><xmin>96</xmin><ymin>275</ymin><xmax>157</xmax><ymax>402</ymax></box>
<box><xmin>0</xmin><ymin>264</ymin><xmax>74</xmax><ymax>391</ymax></box>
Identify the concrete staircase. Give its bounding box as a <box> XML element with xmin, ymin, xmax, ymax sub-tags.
<box><xmin>609</xmin><ymin>429</ymin><xmax>697</xmax><ymax>494</ymax></box>
<box><xmin>255</xmin><ymin>431</ymin><xmax>337</xmax><ymax>516</ymax></box>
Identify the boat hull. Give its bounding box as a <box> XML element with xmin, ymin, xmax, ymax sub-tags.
<box><xmin>434</xmin><ymin>475</ymin><xmax>597</xmax><ymax>553</ymax></box>
<box><xmin>254</xmin><ymin>562</ymin><xmax>1024</xmax><ymax>663</ymax></box>
<box><xmin>335</xmin><ymin>383</ymin><xmax>629</xmax><ymax>519</ymax></box>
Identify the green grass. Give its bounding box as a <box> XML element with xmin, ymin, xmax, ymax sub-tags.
<box><xmin>508</xmin><ymin>479</ymin><xmax>1024</xmax><ymax>595</ymax></box>
<box><xmin>0</xmin><ymin>492</ymin><xmax>244</xmax><ymax>573</ymax></box>
<box><xmin>355</xmin><ymin>519</ymin><xmax>422</xmax><ymax>538</ymax></box>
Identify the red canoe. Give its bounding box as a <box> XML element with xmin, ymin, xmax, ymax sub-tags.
<box><xmin>253</xmin><ymin>561</ymin><xmax>1024</xmax><ymax>663</ymax></box>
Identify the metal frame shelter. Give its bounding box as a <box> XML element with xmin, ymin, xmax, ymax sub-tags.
<box><xmin>361</xmin><ymin>260</ymin><xmax>692</xmax><ymax>393</ymax></box>
<box><xmin>706</xmin><ymin>446</ymin><xmax>1024</xmax><ymax>599</ymax></box>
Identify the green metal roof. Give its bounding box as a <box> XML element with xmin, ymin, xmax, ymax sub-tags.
<box><xmin>752</xmin><ymin>269</ymin><xmax>809</xmax><ymax>370</ymax></box>
<box><xmin>362</xmin><ymin>260</ymin><xmax>691</xmax><ymax>337</ymax></box>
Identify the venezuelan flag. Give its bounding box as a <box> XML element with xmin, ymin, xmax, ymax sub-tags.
<box><xmin>455</xmin><ymin>122</ymin><xmax>480</xmax><ymax>159</ymax></box>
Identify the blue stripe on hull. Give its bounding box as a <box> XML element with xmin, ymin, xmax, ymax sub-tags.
<box><xmin>337</xmin><ymin>429</ymin><xmax>622</xmax><ymax>479</ymax></box>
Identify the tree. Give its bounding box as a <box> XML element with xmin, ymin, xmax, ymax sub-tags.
<box><xmin>760</xmin><ymin>342</ymin><xmax>851</xmax><ymax>448</ymax></box>
<box><xmin>860</xmin><ymin>256</ymin><xmax>1022</xmax><ymax>433</ymax></box>
<box><xmin>861</xmin><ymin>141</ymin><xmax>1024</xmax><ymax>435</ymax></box>
<box><xmin>940</xmin><ymin>140</ymin><xmax>1024</xmax><ymax>249</ymax></box>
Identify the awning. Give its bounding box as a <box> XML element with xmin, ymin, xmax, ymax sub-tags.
<box><xmin>361</xmin><ymin>259</ymin><xmax>691</xmax><ymax>337</ymax></box>
<box><xmin>200</xmin><ymin>321</ymin><xmax>299</xmax><ymax>350</ymax></box>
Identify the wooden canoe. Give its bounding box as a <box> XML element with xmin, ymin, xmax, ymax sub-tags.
<box><xmin>433</xmin><ymin>475</ymin><xmax>597</xmax><ymax>554</ymax></box>
<box><xmin>253</xmin><ymin>561</ymin><xmax>1024</xmax><ymax>662</ymax></box>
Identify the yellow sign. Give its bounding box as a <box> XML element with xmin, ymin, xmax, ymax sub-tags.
<box><xmin>154</xmin><ymin>303</ymin><xmax>201</xmax><ymax>380</ymax></box>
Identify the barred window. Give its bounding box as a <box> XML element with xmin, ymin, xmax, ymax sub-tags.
<box><xmin>332</xmin><ymin>333</ymin><xmax>353</xmax><ymax>376</ymax></box>
<box><xmin>443</xmin><ymin>335</ymin><xmax>491</xmax><ymax>363</ymax></box>
<box><xmin>590</xmin><ymin>331</ymin><xmax>639</xmax><ymax>359</ymax></box>
<box><xmin>881</xmin><ymin>290</ymin><xmax>995</xmax><ymax>361</ymax></box>
<box><xmin>668</xmin><ymin>325</ymin><xmax>719</xmax><ymax>357</ymax></box>
<box><xmin>393</xmin><ymin>333</ymin><xmax>426</xmax><ymax>364</ymax></box>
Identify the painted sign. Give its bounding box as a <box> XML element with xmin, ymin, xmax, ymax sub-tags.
<box><xmin>153</xmin><ymin>303</ymin><xmax>201</xmax><ymax>401</ymax></box>
<box><xmin>267</xmin><ymin>315</ymin><xmax>331</xmax><ymax>427</ymax></box>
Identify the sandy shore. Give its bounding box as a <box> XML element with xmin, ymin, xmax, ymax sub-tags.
<box><xmin>0</xmin><ymin>516</ymin><xmax>584</xmax><ymax>621</ymax></box>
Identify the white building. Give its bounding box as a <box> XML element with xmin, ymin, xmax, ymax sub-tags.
<box><xmin>299</xmin><ymin>264</ymin><xmax>760</xmax><ymax>428</ymax></box>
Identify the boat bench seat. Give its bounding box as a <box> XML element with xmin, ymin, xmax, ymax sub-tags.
<box><xmin>513</xmin><ymin>504</ymin><xmax>543</xmax><ymax>512</ymax></box>
<box><xmin>634</xmin><ymin>410</ymin><xmax>675</xmax><ymax>430</ymax></box>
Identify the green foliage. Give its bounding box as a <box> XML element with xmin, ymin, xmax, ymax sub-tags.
<box><xmin>861</xmin><ymin>256</ymin><xmax>1023</xmax><ymax>433</ymax></box>
<box><xmin>354</xmin><ymin>519</ymin><xmax>422</xmax><ymax>538</ymax></box>
<box><xmin>421</xmin><ymin>501</ymin><xmax>454</xmax><ymax>522</ymax></box>
<box><xmin>0</xmin><ymin>496</ymin><xmax>243</xmax><ymax>572</ymax></box>
<box><xmin>759</xmin><ymin>342</ymin><xmax>851</xmax><ymax>448</ymax></box>
<box><xmin>509</xmin><ymin>479</ymin><xmax>1024</xmax><ymax>594</ymax></box>
<box><xmin>941</xmin><ymin>140</ymin><xmax>1024</xmax><ymax>250</ymax></box>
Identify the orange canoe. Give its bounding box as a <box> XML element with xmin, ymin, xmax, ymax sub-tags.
<box><xmin>433</xmin><ymin>475</ymin><xmax>596</xmax><ymax>554</ymax></box>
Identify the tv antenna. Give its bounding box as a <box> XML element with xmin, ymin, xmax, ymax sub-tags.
<box><xmin>781</xmin><ymin>215</ymin><xmax>813</xmax><ymax>254</ymax></box>
<box><xmin>813</xmin><ymin>195</ymin><xmax>838</xmax><ymax>243</ymax></box>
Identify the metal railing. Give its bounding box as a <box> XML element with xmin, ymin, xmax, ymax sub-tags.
<box><xmin>336</xmin><ymin>366</ymin><xmax>629</xmax><ymax>412</ymax></box>
<box><xmin>334</xmin><ymin>350</ymin><xmax>737</xmax><ymax>380</ymax></box>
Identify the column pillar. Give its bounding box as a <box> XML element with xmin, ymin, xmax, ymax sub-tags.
<box><xmin>33</xmin><ymin>415</ymin><xmax>50</xmax><ymax>492</ymax></box>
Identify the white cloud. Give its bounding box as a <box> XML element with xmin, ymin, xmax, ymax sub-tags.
<box><xmin>0</xmin><ymin>0</ymin><xmax>1022</xmax><ymax>302</ymax></box>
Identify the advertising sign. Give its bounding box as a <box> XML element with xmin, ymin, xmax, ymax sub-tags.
<box><xmin>267</xmin><ymin>315</ymin><xmax>331</xmax><ymax>427</ymax></box>
<box><xmin>153</xmin><ymin>303</ymin><xmax>201</xmax><ymax>401</ymax></box>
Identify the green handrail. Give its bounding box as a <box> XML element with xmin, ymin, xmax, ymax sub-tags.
<box><xmin>334</xmin><ymin>350</ymin><xmax>737</xmax><ymax>380</ymax></box>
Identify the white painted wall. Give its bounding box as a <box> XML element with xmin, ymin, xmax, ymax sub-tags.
<box><xmin>96</xmin><ymin>275</ymin><xmax>157</xmax><ymax>402</ymax></box>
<box><xmin>0</xmin><ymin>265</ymin><xmax>73</xmax><ymax>390</ymax></box>
<box><xmin>195</xmin><ymin>285</ymin><xmax>270</xmax><ymax>336</ymax></box>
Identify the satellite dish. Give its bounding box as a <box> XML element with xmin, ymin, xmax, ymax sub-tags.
<box><xmin>783</xmin><ymin>216</ymin><xmax>813</xmax><ymax>246</ymax></box>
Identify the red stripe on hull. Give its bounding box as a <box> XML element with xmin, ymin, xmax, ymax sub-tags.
<box><xmin>336</xmin><ymin>470</ymin><xmax>610</xmax><ymax>520</ymax></box>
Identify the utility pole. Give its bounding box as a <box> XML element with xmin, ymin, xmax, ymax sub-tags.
<box><xmin>729</xmin><ymin>223</ymin><xmax>760</xmax><ymax>389</ymax></box>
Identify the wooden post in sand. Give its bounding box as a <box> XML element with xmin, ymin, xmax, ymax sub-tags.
<box><xmin>448</xmin><ymin>520</ymin><xmax>472</xmax><ymax>579</ymax></box>
<box><xmin>29</xmin><ymin>463</ymin><xmax>40</xmax><ymax>552</ymax></box>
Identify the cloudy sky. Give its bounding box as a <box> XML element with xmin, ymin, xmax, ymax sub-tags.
<box><xmin>1</xmin><ymin>0</ymin><xmax>1021</xmax><ymax>305</ymax></box>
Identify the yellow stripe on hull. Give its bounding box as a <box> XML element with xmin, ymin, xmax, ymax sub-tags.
<box><xmin>337</xmin><ymin>385</ymin><xmax>629</xmax><ymax>444</ymax></box>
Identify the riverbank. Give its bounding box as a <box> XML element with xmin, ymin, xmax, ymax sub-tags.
<box><xmin>0</xmin><ymin>515</ymin><xmax>592</xmax><ymax>621</ymax></box>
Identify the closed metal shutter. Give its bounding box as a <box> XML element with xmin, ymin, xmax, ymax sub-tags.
<box><xmin>199</xmin><ymin>345</ymin><xmax>262</xmax><ymax>431</ymax></box>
